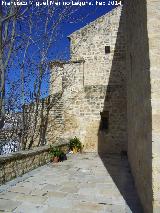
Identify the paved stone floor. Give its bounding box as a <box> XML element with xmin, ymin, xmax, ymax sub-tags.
<box><xmin>0</xmin><ymin>153</ymin><xmax>143</xmax><ymax>213</ymax></box>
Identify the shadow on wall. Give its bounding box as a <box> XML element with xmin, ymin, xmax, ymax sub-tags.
<box><xmin>98</xmin><ymin>7</ymin><xmax>127</xmax><ymax>155</ymax></box>
<box><xmin>98</xmin><ymin>1</ymin><xmax>152</xmax><ymax>212</ymax></box>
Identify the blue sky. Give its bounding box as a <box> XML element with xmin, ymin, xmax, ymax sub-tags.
<box><xmin>5</xmin><ymin>0</ymin><xmax>117</xmax><ymax>110</ymax></box>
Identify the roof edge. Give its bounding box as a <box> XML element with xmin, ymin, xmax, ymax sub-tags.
<box><xmin>68</xmin><ymin>5</ymin><xmax>122</xmax><ymax>38</ymax></box>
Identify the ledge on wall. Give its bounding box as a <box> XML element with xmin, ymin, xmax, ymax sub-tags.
<box><xmin>0</xmin><ymin>142</ymin><xmax>69</xmax><ymax>185</ymax></box>
<box><xmin>49</xmin><ymin>59</ymin><xmax>85</xmax><ymax>68</ymax></box>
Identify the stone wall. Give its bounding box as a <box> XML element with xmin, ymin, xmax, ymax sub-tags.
<box><xmin>125</xmin><ymin>0</ymin><xmax>160</xmax><ymax>212</ymax></box>
<box><xmin>1</xmin><ymin>2</ymin><xmax>159</xmax><ymax>211</ymax></box>
<box><xmin>147</xmin><ymin>0</ymin><xmax>160</xmax><ymax>212</ymax></box>
<box><xmin>49</xmin><ymin>3</ymin><xmax>160</xmax><ymax>210</ymax></box>
<box><xmin>50</xmin><ymin>6</ymin><xmax>127</xmax><ymax>153</ymax></box>
<box><xmin>0</xmin><ymin>143</ymin><xmax>69</xmax><ymax>185</ymax></box>
<box><xmin>21</xmin><ymin>93</ymin><xmax>64</xmax><ymax>149</ymax></box>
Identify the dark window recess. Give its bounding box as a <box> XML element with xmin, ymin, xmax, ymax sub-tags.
<box><xmin>100</xmin><ymin>111</ymin><xmax>109</xmax><ymax>131</ymax></box>
<box><xmin>105</xmin><ymin>46</ymin><xmax>110</xmax><ymax>54</ymax></box>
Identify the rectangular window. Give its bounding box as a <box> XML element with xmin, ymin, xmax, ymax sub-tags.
<box><xmin>105</xmin><ymin>46</ymin><xmax>110</xmax><ymax>54</ymax></box>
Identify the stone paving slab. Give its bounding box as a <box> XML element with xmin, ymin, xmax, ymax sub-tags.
<box><xmin>0</xmin><ymin>153</ymin><xmax>143</xmax><ymax>213</ymax></box>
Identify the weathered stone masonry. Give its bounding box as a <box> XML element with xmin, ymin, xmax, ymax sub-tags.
<box><xmin>1</xmin><ymin>2</ymin><xmax>159</xmax><ymax>212</ymax></box>
<box><xmin>49</xmin><ymin>2</ymin><xmax>160</xmax><ymax>212</ymax></box>
<box><xmin>50</xmin><ymin>6</ymin><xmax>127</xmax><ymax>154</ymax></box>
<box><xmin>0</xmin><ymin>143</ymin><xmax>69</xmax><ymax>185</ymax></box>
<box><xmin>126</xmin><ymin>0</ymin><xmax>160</xmax><ymax>212</ymax></box>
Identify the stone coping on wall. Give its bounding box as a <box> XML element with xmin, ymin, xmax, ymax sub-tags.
<box><xmin>0</xmin><ymin>142</ymin><xmax>69</xmax><ymax>185</ymax></box>
<box><xmin>0</xmin><ymin>146</ymin><xmax>49</xmax><ymax>164</ymax></box>
<box><xmin>0</xmin><ymin>142</ymin><xmax>68</xmax><ymax>164</ymax></box>
<box><xmin>49</xmin><ymin>59</ymin><xmax>85</xmax><ymax>68</ymax></box>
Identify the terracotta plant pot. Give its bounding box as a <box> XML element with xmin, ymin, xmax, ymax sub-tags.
<box><xmin>53</xmin><ymin>156</ymin><xmax>59</xmax><ymax>163</ymax></box>
<box><xmin>73</xmin><ymin>147</ymin><xmax>78</xmax><ymax>154</ymax></box>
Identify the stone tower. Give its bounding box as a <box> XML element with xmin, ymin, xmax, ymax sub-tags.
<box><xmin>50</xmin><ymin>6</ymin><xmax>127</xmax><ymax>153</ymax></box>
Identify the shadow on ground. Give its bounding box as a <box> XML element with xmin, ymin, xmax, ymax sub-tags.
<box><xmin>99</xmin><ymin>154</ymin><xmax>143</xmax><ymax>213</ymax></box>
<box><xmin>97</xmin><ymin>3</ymin><xmax>150</xmax><ymax>213</ymax></box>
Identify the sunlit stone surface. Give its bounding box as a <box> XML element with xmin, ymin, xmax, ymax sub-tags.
<box><xmin>0</xmin><ymin>153</ymin><xmax>142</xmax><ymax>212</ymax></box>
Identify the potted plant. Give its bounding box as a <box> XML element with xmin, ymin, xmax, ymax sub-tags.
<box><xmin>49</xmin><ymin>146</ymin><xmax>64</xmax><ymax>163</ymax></box>
<box><xmin>69</xmin><ymin>137</ymin><xmax>83</xmax><ymax>154</ymax></box>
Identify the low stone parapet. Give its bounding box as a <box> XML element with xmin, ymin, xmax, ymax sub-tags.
<box><xmin>0</xmin><ymin>142</ymin><xmax>69</xmax><ymax>185</ymax></box>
